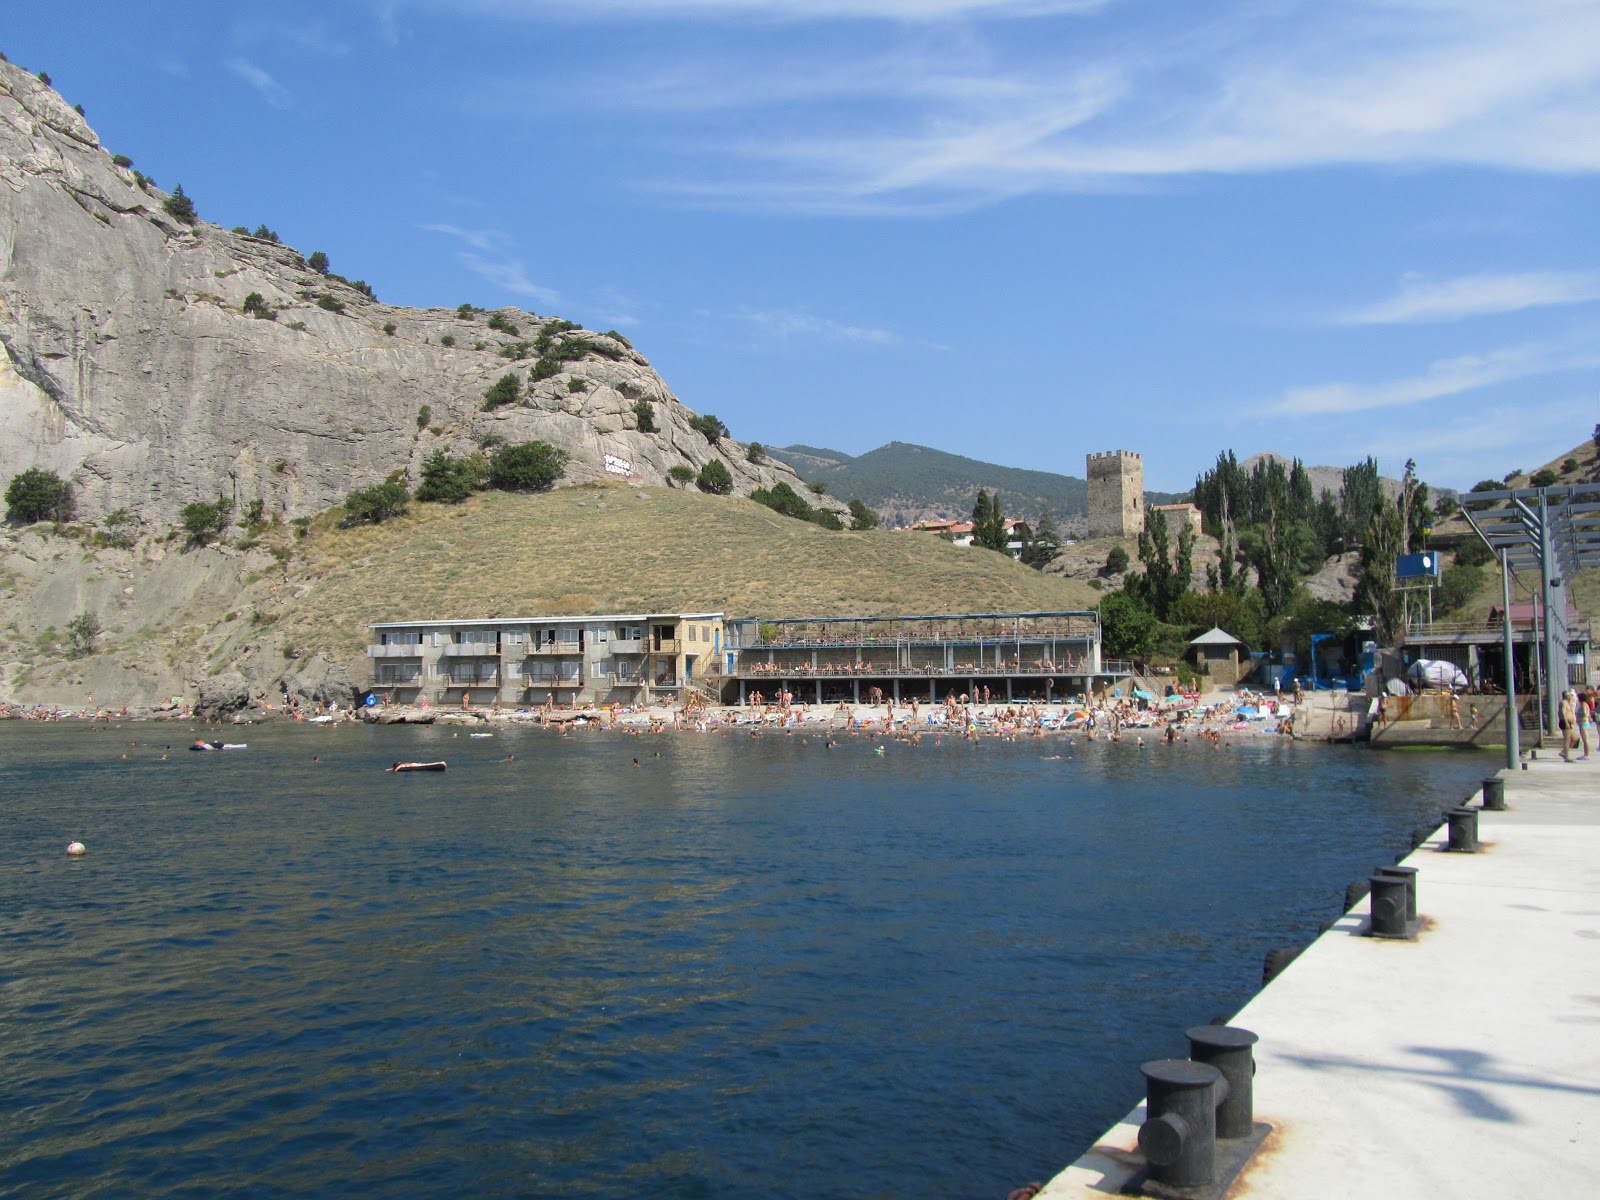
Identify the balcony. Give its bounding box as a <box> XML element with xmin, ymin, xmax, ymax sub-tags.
<box><xmin>650</xmin><ymin>639</ymin><xmax>682</xmax><ymax>654</ymax></box>
<box><xmin>525</xmin><ymin>670</ymin><xmax>583</xmax><ymax>686</ymax></box>
<box><xmin>440</xmin><ymin>642</ymin><xmax>502</xmax><ymax>657</ymax></box>
<box><xmin>524</xmin><ymin>642</ymin><xmax>581</xmax><ymax>655</ymax></box>
<box><xmin>368</xmin><ymin>643</ymin><xmax>423</xmax><ymax>658</ymax></box>
<box><xmin>610</xmin><ymin>638</ymin><xmax>644</xmax><ymax>652</ymax></box>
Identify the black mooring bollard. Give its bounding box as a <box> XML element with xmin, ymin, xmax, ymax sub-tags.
<box><xmin>1185</xmin><ymin>1025</ymin><xmax>1258</xmax><ymax>1139</ymax></box>
<box><xmin>1482</xmin><ymin>776</ymin><xmax>1506</xmax><ymax>811</ymax></box>
<box><xmin>1139</xmin><ymin>1059</ymin><xmax>1226</xmax><ymax>1190</ymax></box>
<box><xmin>1369</xmin><ymin>873</ymin><xmax>1411</xmax><ymax>938</ymax></box>
<box><xmin>1373</xmin><ymin>865</ymin><xmax>1418</xmax><ymax>923</ymax></box>
<box><xmin>1446</xmin><ymin>806</ymin><xmax>1480</xmax><ymax>852</ymax></box>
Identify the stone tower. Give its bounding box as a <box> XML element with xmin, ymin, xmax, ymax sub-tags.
<box><xmin>1086</xmin><ymin>450</ymin><xmax>1144</xmax><ymax>539</ymax></box>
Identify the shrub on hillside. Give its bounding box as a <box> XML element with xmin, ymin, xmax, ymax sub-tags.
<box><xmin>1530</xmin><ymin>468</ymin><xmax>1560</xmax><ymax>488</ymax></box>
<box><xmin>251</xmin><ymin>224</ymin><xmax>280</xmax><ymax>243</ymax></box>
<box><xmin>487</xmin><ymin>312</ymin><xmax>520</xmax><ymax>336</ymax></box>
<box><xmin>416</xmin><ymin>450</ymin><xmax>484</xmax><ymax>504</ymax></box>
<box><xmin>315</xmin><ymin>293</ymin><xmax>344</xmax><ymax>314</ymax></box>
<box><xmin>100</xmin><ymin>507</ymin><xmax>138</xmax><ymax>548</ymax></box>
<box><xmin>308</xmin><ymin>251</ymin><xmax>330</xmax><ymax>275</ymax></box>
<box><xmin>67</xmin><ymin>611</ymin><xmax>100</xmax><ymax>657</ymax></box>
<box><xmin>112</xmin><ymin>153</ymin><xmax>133</xmax><ymax>168</ymax></box>
<box><xmin>688</xmin><ymin>413</ymin><xmax>728</xmax><ymax>442</ymax></box>
<box><xmin>697</xmin><ymin>459</ymin><xmax>733</xmax><ymax>495</ymax></box>
<box><xmin>439</xmin><ymin>334</ymin><xmax>455</xmax><ymax>347</ymax></box>
<box><xmin>242</xmin><ymin>292</ymin><xmax>275</xmax><ymax>320</ymax></box>
<box><xmin>746</xmin><ymin>442</ymin><xmax>765</xmax><ymax>463</ymax></box>
<box><xmin>488</xmin><ymin>441</ymin><xmax>568</xmax><ymax>493</ymax></box>
<box><xmin>482</xmin><ymin>372</ymin><xmax>523</xmax><ymax>411</ymax></box>
<box><xmin>809</xmin><ymin>509</ymin><xmax>844</xmax><ymax>531</ymax></box>
<box><xmin>180</xmin><ymin>498</ymin><xmax>232</xmax><ymax>546</ymax></box>
<box><xmin>667</xmin><ymin>465</ymin><xmax>696</xmax><ymax>487</ymax></box>
<box><xmin>848</xmin><ymin>499</ymin><xmax>879</xmax><ymax>530</ymax></box>
<box><xmin>1104</xmin><ymin>545</ymin><xmax>1130</xmax><ymax>575</ymax></box>
<box><xmin>344</xmin><ymin>480</ymin><xmax>410</xmax><ymax>525</ymax></box>
<box><xmin>632</xmin><ymin>399</ymin><xmax>657</xmax><ymax>433</ymax></box>
<box><xmin>162</xmin><ymin>184</ymin><xmax>198</xmax><ymax>225</ymax></box>
<box><xmin>1454</xmin><ymin>538</ymin><xmax>1493</xmax><ymax>568</ymax></box>
<box><xmin>6</xmin><ymin>468</ymin><xmax>73</xmax><ymax>523</ymax></box>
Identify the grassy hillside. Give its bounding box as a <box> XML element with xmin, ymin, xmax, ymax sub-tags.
<box><xmin>275</xmin><ymin>482</ymin><xmax>1102</xmax><ymax>659</ymax></box>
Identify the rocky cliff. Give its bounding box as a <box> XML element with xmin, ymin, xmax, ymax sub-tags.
<box><xmin>0</xmin><ymin>59</ymin><xmax>827</xmax><ymax>524</ymax></box>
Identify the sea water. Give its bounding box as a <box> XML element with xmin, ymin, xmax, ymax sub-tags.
<box><xmin>0</xmin><ymin>722</ymin><xmax>1495</xmax><ymax>1198</ymax></box>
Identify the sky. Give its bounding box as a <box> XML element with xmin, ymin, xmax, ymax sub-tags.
<box><xmin>8</xmin><ymin>0</ymin><xmax>1600</xmax><ymax>492</ymax></box>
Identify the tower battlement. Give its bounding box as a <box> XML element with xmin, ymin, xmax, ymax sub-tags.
<box><xmin>1086</xmin><ymin>451</ymin><xmax>1144</xmax><ymax>538</ymax></box>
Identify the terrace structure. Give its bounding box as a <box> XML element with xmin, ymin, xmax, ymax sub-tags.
<box><xmin>366</xmin><ymin>612</ymin><xmax>725</xmax><ymax>708</ymax></box>
<box><xmin>722</xmin><ymin>610</ymin><xmax>1108</xmax><ymax>706</ymax></box>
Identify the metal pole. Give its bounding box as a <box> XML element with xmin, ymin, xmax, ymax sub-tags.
<box><xmin>1540</xmin><ymin>491</ymin><xmax>1560</xmax><ymax>738</ymax></box>
<box><xmin>1502</xmin><ymin>547</ymin><xmax>1519</xmax><ymax>771</ymax></box>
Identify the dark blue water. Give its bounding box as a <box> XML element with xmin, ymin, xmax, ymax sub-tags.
<box><xmin>0</xmin><ymin>723</ymin><xmax>1493</xmax><ymax>1198</ymax></box>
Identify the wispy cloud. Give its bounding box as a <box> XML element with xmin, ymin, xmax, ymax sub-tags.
<box><xmin>225</xmin><ymin>57</ymin><xmax>292</xmax><ymax>109</ymax></box>
<box><xmin>452</xmin><ymin>0</ymin><xmax>1600</xmax><ymax>213</ymax></box>
<box><xmin>462</xmin><ymin>255</ymin><xmax>560</xmax><ymax>307</ymax></box>
<box><xmin>1341</xmin><ymin>271</ymin><xmax>1600</xmax><ymax>324</ymax></box>
<box><xmin>1276</xmin><ymin>338</ymin><xmax>1600</xmax><ymax>415</ymax></box>
<box><xmin>737</xmin><ymin>309</ymin><xmax>901</xmax><ymax>345</ymax></box>
<box><xmin>418</xmin><ymin>223</ymin><xmax>511</xmax><ymax>253</ymax></box>
<box><xmin>412</xmin><ymin>0</ymin><xmax>1109</xmax><ymax>21</ymax></box>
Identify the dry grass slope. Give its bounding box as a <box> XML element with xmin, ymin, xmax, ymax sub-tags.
<box><xmin>278</xmin><ymin>483</ymin><xmax>1100</xmax><ymax>660</ymax></box>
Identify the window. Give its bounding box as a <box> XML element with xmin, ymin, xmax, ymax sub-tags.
<box><xmin>559</xmin><ymin>627</ymin><xmax>581</xmax><ymax>644</ymax></box>
<box><xmin>381</xmin><ymin>630</ymin><xmax>422</xmax><ymax>646</ymax></box>
<box><xmin>689</xmin><ymin>626</ymin><xmax>698</xmax><ymax>642</ymax></box>
<box><xmin>508</xmin><ymin>629</ymin><xmax>524</xmax><ymax>644</ymax></box>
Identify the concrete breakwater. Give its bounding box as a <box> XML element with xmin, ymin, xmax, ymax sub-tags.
<box><xmin>1036</xmin><ymin>757</ymin><xmax>1600</xmax><ymax>1198</ymax></box>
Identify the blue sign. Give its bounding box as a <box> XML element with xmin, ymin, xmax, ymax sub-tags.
<box><xmin>1395</xmin><ymin>552</ymin><xmax>1441</xmax><ymax>579</ymax></box>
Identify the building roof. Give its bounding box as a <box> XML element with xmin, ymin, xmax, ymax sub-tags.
<box><xmin>369</xmin><ymin>612</ymin><xmax>724</xmax><ymax>630</ymax></box>
<box><xmin>1189</xmin><ymin>626</ymin><xmax>1243</xmax><ymax>647</ymax></box>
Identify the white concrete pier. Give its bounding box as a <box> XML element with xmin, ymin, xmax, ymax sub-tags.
<box><xmin>1041</xmin><ymin>757</ymin><xmax>1600</xmax><ymax>1199</ymax></box>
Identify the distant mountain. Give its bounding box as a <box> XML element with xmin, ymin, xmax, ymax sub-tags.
<box><xmin>768</xmin><ymin>441</ymin><xmax>1187</xmax><ymax>532</ymax></box>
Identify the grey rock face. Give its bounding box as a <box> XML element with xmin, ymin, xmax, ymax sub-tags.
<box><xmin>0</xmin><ymin>61</ymin><xmax>834</xmax><ymax>523</ymax></box>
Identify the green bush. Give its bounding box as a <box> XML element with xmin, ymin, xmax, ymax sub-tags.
<box><xmin>747</xmin><ymin>442</ymin><xmax>765</xmax><ymax>463</ymax></box>
<box><xmin>1530</xmin><ymin>468</ymin><xmax>1560</xmax><ymax>488</ymax></box>
<box><xmin>1563</xmin><ymin>458</ymin><xmax>1579</xmax><ymax>474</ymax></box>
<box><xmin>487</xmin><ymin>312</ymin><xmax>520</xmax><ymax>335</ymax></box>
<box><xmin>315</xmin><ymin>293</ymin><xmax>344</xmax><ymax>314</ymax></box>
<box><xmin>37</xmin><ymin>70</ymin><xmax>52</xmax><ymax>86</ymax></box>
<box><xmin>162</xmin><ymin>184</ymin><xmax>198</xmax><ymax>225</ymax></box>
<box><xmin>344</xmin><ymin>480</ymin><xmax>410</xmax><ymax>525</ymax></box>
<box><xmin>251</xmin><ymin>225</ymin><xmax>280</xmax><ymax>243</ymax></box>
<box><xmin>667</xmin><ymin>465</ymin><xmax>695</xmax><ymax>486</ymax></box>
<box><xmin>567</xmin><ymin>377</ymin><xmax>588</xmax><ymax>393</ymax></box>
<box><xmin>482</xmin><ymin>373</ymin><xmax>523</xmax><ymax>411</ymax></box>
<box><xmin>439</xmin><ymin>334</ymin><xmax>455</xmax><ymax>347</ymax></box>
<box><xmin>1104</xmin><ymin>545</ymin><xmax>1130</xmax><ymax>575</ymax></box>
<box><xmin>603</xmin><ymin>329</ymin><xmax>632</xmax><ymax>348</ymax></box>
<box><xmin>66</xmin><ymin>611</ymin><xmax>100</xmax><ymax>657</ymax></box>
<box><xmin>1454</xmin><ymin>538</ymin><xmax>1494</xmax><ymax>568</ymax></box>
<box><xmin>416</xmin><ymin>450</ymin><xmax>484</xmax><ymax>504</ymax></box>
<box><xmin>688</xmin><ymin>413</ymin><xmax>728</xmax><ymax>442</ymax></box>
<box><xmin>697</xmin><ymin>458</ymin><xmax>734</xmax><ymax>495</ymax></box>
<box><xmin>416</xmin><ymin>404</ymin><xmax>431</xmax><ymax>430</ymax></box>
<box><xmin>456</xmin><ymin>303</ymin><xmax>482</xmax><ymax>319</ymax></box>
<box><xmin>499</xmin><ymin>341</ymin><xmax>533</xmax><ymax>361</ymax></box>
<box><xmin>100</xmin><ymin>508</ymin><xmax>138</xmax><ymax>548</ymax></box>
<box><xmin>242</xmin><ymin>292</ymin><xmax>275</xmax><ymax>320</ymax></box>
<box><xmin>6</xmin><ymin>468</ymin><xmax>73</xmax><ymax>523</ymax></box>
<box><xmin>180</xmin><ymin>498</ymin><xmax>232</xmax><ymax>546</ymax></box>
<box><xmin>308</xmin><ymin>251</ymin><xmax>330</xmax><ymax>275</ymax></box>
<box><xmin>632</xmin><ymin>399</ymin><xmax>657</xmax><ymax>433</ymax></box>
<box><xmin>348</xmin><ymin>279</ymin><xmax>376</xmax><ymax>302</ymax></box>
<box><xmin>383</xmin><ymin>321</ymin><xmax>397</xmax><ymax>336</ymax></box>
<box><xmin>112</xmin><ymin>153</ymin><xmax>133</xmax><ymax>168</ymax></box>
<box><xmin>848</xmin><ymin>499</ymin><xmax>879</xmax><ymax>530</ymax></box>
<box><xmin>807</xmin><ymin>479</ymin><xmax>827</xmax><ymax>495</ymax></box>
<box><xmin>809</xmin><ymin>509</ymin><xmax>845</xmax><ymax>531</ymax></box>
<box><xmin>488</xmin><ymin>441</ymin><xmax>568</xmax><ymax>493</ymax></box>
<box><xmin>750</xmin><ymin>482</ymin><xmax>814</xmax><ymax>521</ymax></box>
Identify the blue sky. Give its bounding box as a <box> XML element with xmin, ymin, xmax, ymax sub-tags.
<box><xmin>8</xmin><ymin>0</ymin><xmax>1600</xmax><ymax>492</ymax></box>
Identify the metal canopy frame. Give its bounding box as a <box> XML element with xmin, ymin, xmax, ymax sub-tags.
<box><xmin>1461</xmin><ymin>483</ymin><xmax>1600</xmax><ymax>749</ymax></box>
